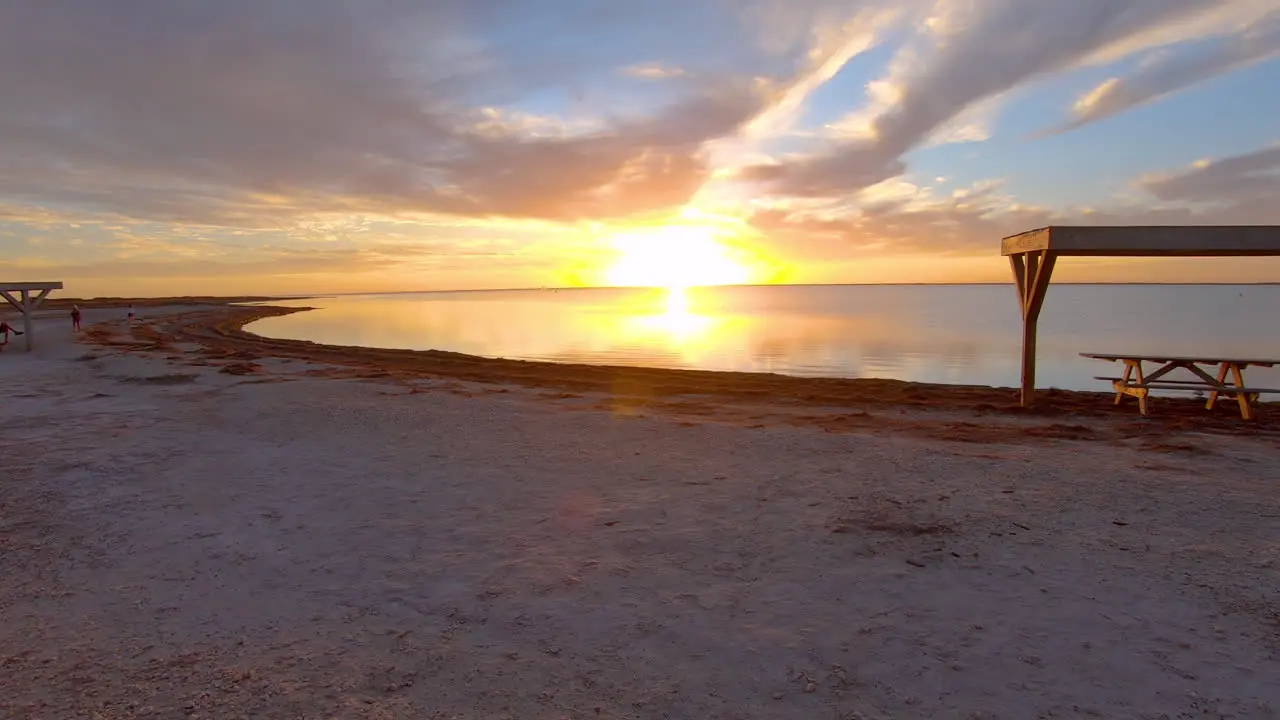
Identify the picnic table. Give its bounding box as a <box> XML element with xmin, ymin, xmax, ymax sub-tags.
<box><xmin>1082</xmin><ymin>353</ymin><xmax>1280</xmax><ymax>420</ymax></box>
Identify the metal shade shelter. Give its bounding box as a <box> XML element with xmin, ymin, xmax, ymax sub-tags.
<box><xmin>1001</xmin><ymin>226</ymin><xmax>1280</xmax><ymax>407</ymax></box>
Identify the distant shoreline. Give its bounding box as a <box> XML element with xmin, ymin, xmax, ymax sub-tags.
<box><xmin>38</xmin><ymin>295</ymin><xmax>283</xmax><ymax>309</ymax></box>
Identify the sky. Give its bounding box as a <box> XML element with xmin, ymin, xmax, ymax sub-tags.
<box><xmin>2</xmin><ymin>0</ymin><xmax>1280</xmax><ymax>296</ymax></box>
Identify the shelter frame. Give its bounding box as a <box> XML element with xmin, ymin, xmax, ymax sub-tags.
<box><xmin>1001</xmin><ymin>226</ymin><xmax>1280</xmax><ymax>406</ymax></box>
<box><xmin>1</xmin><ymin>281</ymin><xmax>64</xmax><ymax>352</ymax></box>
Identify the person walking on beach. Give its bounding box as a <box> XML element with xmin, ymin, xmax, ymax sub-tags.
<box><xmin>0</xmin><ymin>320</ymin><xmax>23</xmax><ymax>351</ymax></box>
<box><xmin>126</xmin><ymin>304</ymin><xmax>135</xmax><ymax>324</ymax></box>
<box><xmin>71</xmin><ymin>304</ymin><xmax>82</xmax><ymax>332</ymax></box>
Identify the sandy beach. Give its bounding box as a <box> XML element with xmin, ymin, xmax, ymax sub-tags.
<box><xmin>2</xmin><ymin>302</ymin><xmax>1279</xmax><ymax>719</ymax></box>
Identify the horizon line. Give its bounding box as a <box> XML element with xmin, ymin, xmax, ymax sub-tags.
<box><xmin>55</xmin><ymin>280</ymin><xmax>1280</xmax><ymax>301</ymax></box>
<box><xmin>299</xmin><ymin>280</ymin><xmax>1280</xmax><ymax>298</ymax></box>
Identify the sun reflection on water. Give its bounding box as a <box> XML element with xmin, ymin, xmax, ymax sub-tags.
<box><xmin>624</xmin><ymin>287</ymin><xmax>717</xmax><ymax>343</ymax></box>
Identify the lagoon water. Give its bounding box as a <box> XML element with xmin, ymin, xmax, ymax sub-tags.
<box><xmin>248</xmin><ymin>284</ymin><xmax>1280</xmax><ymax>391</ymax></box>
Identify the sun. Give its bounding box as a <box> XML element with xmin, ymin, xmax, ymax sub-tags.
<box><xmin>603</xmin><ymin>223</ymin><xmax>753</xmax><ymax>289</ymax></box>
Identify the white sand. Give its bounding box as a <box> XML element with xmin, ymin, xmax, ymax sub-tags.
<box><xmin>2</xmin><ymin>310</ymin><xmax>1279</xmax><ymax>719</ymax></box>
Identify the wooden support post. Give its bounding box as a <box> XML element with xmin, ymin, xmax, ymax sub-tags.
<box><xmin>22</xmin><ymin>287</ymin><xmax>52</xmax><ymax>352</ymax></box>
<box><xmin>1020</xmin><ymin>310</ymin><xmax>1038</xmax><ymax>407</ymax></box>
<box><xmin>20</xmin><ymin>289</ymin><xmax>33</xmax><ymax>352</ymax></box>
<box><xmin>1010</xmin><ymin>250</ymin><xmax>1056</xmax><ymax>407</ymax></box>
<box><xmin>1009</xmin><ymin>255</ymin><xmax>1029</xmax><ymax>403</ymax></box>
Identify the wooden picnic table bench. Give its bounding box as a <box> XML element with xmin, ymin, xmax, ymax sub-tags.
<box><xmin>1081</xmin><ymin>353</ymin><xmax>1280</xmax><ymax>420</ymax></box>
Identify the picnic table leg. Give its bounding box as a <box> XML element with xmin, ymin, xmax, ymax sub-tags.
<box><xmin>1206</xmin><ymin>362</ymin><xmax>1229</xmax><ymax>410</ymax></box>
<box><xmin>1133</xmin><ymin>361</ymin><xmax>1149</xmax><ymax>416</ymax></box>
<box><xmin>1115</xmin><ymin>361</ymin><xmax>1135</xmax><ymax>405</ymax></box>
<box><xmin>1229</xmin><ymin>363</ymin><xmax>1253</xmax><ymax>420</ymax></box>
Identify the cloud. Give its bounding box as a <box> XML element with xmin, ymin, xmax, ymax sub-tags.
<box><xmin>1055</xmin><ymin>11</ymin><xmax>1280</xmax><ymax>133</ymax></box>
<box><xmin>623</xmin><ymin>63</ymin><xmax>689</xmax><ymax>79</ymax></box>
<box><xmin>0</xmin><ymin>0</ymin><xmax>797</xmax><ymax>227</ymax></box>
<box><xmin>434</xmin><ymin>79</ymin><xmax>774</xmax><ymax>220</ymax></box>
<box><xmin>1136</xmin><ymin>144</ymin><xmax>1280</xmax><ymax>206</ymax></box>
<box><xmin>1</xmin><ymin>1</ymin><xmax>466</xmax><ymax>222</ymax></box>
<box><xmin>738</xmin><ymin>4</ymin><xmax>910</xmax><ymax>141</ymax></box>
<box><xmin>1074</xmin><ymin>0</ymin><xmax>1279</xmax><ymax>67</ymax></box>
<box><xmin>0</xmin><ymin>216</ymin><xmax>541</xmax><ymax>288</ymax></box>
<box><xmin>688</xmin><ymin>0</ymin><xmax>913</xmax><ymax>192</ymax></box>
<box><xmin>8</xmin><ymin>249</ymin><xmax>407</xmax><ymax>283</ymax></box>
<box><xmin>749</xmin><ymin>179</ymin><xmax>1053</xmax><ymax>256</ymax></box>
<box><xmin>752</xmin><ymin>142</ymin><xmax>1280</xmax><ymax>259</ymax></box>
<box><xmin>733</xmin><ymin>0</ymin><xmax>904</xmax><ymax>58</ymax></box>
<box><xmin>746</xmin><ymin>0</ymin><xmax>1264</xmax><ymax>198</ymax></box>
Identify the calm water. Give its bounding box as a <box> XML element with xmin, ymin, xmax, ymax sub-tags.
<box><xmin>248</xmin><ymin>285</ymin><xmax>1280</xmax><ymax>391</ymax></box>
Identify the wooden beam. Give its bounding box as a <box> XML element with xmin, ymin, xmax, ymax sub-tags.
<box><xmin>1024</xmin><ymin>252</ymin><xmax>1039</xmax><ymax>312</ymax></box>
<box><xmin>0</xmin><ymin>290</ymin><xmax>20</xmax><ymax>313</ymax></box>
<box><xmin>1002</xmin><ymin>225</ymin><xmax>1280</xmax><ymax>257</ymax></box>
<box><xmin>1009</xmin><ymin>255</ymin><xmax>1027</xmax><ymax>311</ymax></box>
<box><xmin>29</xmin><ymin>287</ymin><xmax>53</xmax><ymax>310</ymax></box>
<box><xmin>1002</xmin><ymin>227</ymin><xmax>1052</xmax><ymax>256</ymax></box>
<box><xmin>1025</xmin><ymin>251</ymin><xmax>1056</xmax><ymax>323</ymax></box>
<box><xmin>0</xmin><ymin>281</ymin><xmax>63</xmax><ymax>291</ymax></box>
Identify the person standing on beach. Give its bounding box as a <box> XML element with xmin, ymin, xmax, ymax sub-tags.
<box><xmin>126</xmin><ymin>304</ymin><xmax>135</xmax><ymax>324</ymax></box>
<box><xmin>71</xmin><ymin>304</ymin><xmax>82</xmax><ymax>332</ymax></box>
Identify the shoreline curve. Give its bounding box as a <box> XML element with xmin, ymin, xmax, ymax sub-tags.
<box><xmin>91</xmin><ymin>303</ymin><xmax>1280</xmax><ymax>434</ymax></box>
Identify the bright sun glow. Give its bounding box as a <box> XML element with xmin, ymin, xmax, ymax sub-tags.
<box><xmin>603</xmin><ymin>224</ymin><xmax>753</xmax><ymax>289</ymax></box>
